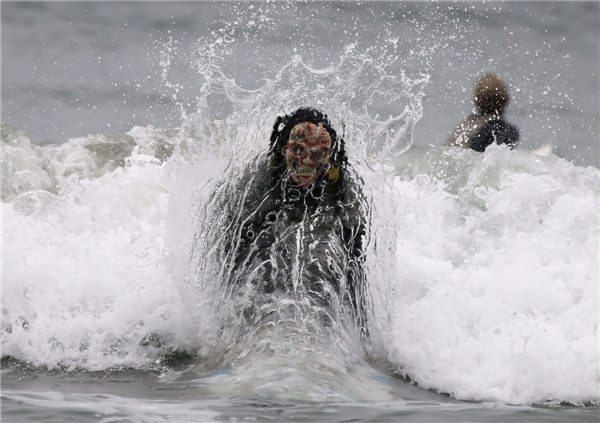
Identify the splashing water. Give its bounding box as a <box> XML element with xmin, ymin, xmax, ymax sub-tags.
<box><xmin>2</xmin><ymin>42</ymin><xmax>598</xmax><ymax>408</ymax></box>
<box><xmin>164</xmin><ymin>53</ymin><xmax>428</xmax><ymax>392</ymax></box>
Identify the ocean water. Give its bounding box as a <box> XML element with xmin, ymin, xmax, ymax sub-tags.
<box><xmin>3</xmin><ymin>1</ymin><xmax>599</xmax><ymax>167</ymax></box>
<box><xmin>2</xmin><ymin>2</ymin><xmax>599</xmax><ymax>422</ymax></box>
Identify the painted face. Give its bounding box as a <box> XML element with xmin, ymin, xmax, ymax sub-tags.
<box><xmin>285</xmin><ymin>122</ymin><xmax>332</xmax><ymax>186</ymax></box>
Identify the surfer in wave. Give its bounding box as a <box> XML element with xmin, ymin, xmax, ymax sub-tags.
<box><xmin>206</xmin><ymin>108</ymin><xmax>371</xmax><ymax>339</ymax></box>
<box><xmin>445</xmin><ymin>73</ymin><xmax>520</xmax><ymax>152</ymax></box>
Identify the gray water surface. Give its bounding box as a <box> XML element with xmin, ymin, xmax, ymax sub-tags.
<box><xmin>2</xmin><ymin>359</ymin><xmax>598</xmax><ymax>423</ymax></box>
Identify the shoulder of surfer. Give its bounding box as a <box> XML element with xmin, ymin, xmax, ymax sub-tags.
<box><xmin>470</xmin><ymin>119</ymin><xmax>520</xmax><ymax>152</ymax></box>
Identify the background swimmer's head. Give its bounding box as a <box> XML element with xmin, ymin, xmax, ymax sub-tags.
<box><xmin>473</xmin><ymin>73</ymin><xmax>510</xmax><ymax>117</ymax></box>
<box><xmin>269</xmin><ymin>108</ymin><xmax>347</xmax><ymax>186</ymax></box>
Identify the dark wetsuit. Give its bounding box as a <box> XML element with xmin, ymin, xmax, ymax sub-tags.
<box><xmin>216</xmin><ymin>156</ymin><xmax>370</xmax><ymax>334</ymax></box>
<box><xmin>470</xmin><ymin>118</ymin><xmax>520</xmax><ymax>152</ymax></box>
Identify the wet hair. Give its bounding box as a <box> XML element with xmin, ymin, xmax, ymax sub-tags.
<box><xmin>268</xmin><ymin>107</ymin><xmax>347</xmax><ymax>186</ymax></box>
<box><xmin>474</xmin><ymin>73</ymin><xmax>510</xmax><ymax>117</ymax></box>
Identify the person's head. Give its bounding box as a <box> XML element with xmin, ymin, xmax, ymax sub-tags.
<box><xmin>474</xmin><ymin>73</ymin><xmax>510</xmax><ymax>117</ymax></box>
<box><xmin>269</xmin><ymin>108</ymin><xmax>346</xmax><ymax>187</ymax></box>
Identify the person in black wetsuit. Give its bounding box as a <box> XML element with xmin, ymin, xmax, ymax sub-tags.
<box><xmin>445</xmin><ymin>73</ymin><xmax>520</xmax><ymax>152</ymax></box>
<box><xmin>206</xmin><ymin>108</ymin><xmax>371</xmax><ymax>338</ymax></box>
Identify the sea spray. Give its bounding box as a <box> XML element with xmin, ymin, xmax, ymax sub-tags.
<box><xmin>163</xmin><ymin>53</ymin><xmax>427</xmax><ymax>376</ymax></box>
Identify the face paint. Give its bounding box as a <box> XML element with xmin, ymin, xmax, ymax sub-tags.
<box><xmin>285</xmin><ymin>122</ymin><xmax>332</xmax><ymax>186</ymax></box>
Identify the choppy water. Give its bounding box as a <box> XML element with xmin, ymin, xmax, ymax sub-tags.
<box><xmin>2</xmin><ymin>2</ymin><xmax>599</xmax><ymax>422</ymax></box>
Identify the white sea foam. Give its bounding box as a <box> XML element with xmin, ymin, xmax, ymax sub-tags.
<box><xmin>372</xmin><ymin>144</ymin><xmax>599</xmax><ymax>405</ymax></box>
<box><xmin>2</xmin><ymin>125</ymin><xmax>195</xmax><ymax>371</ymax></box>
